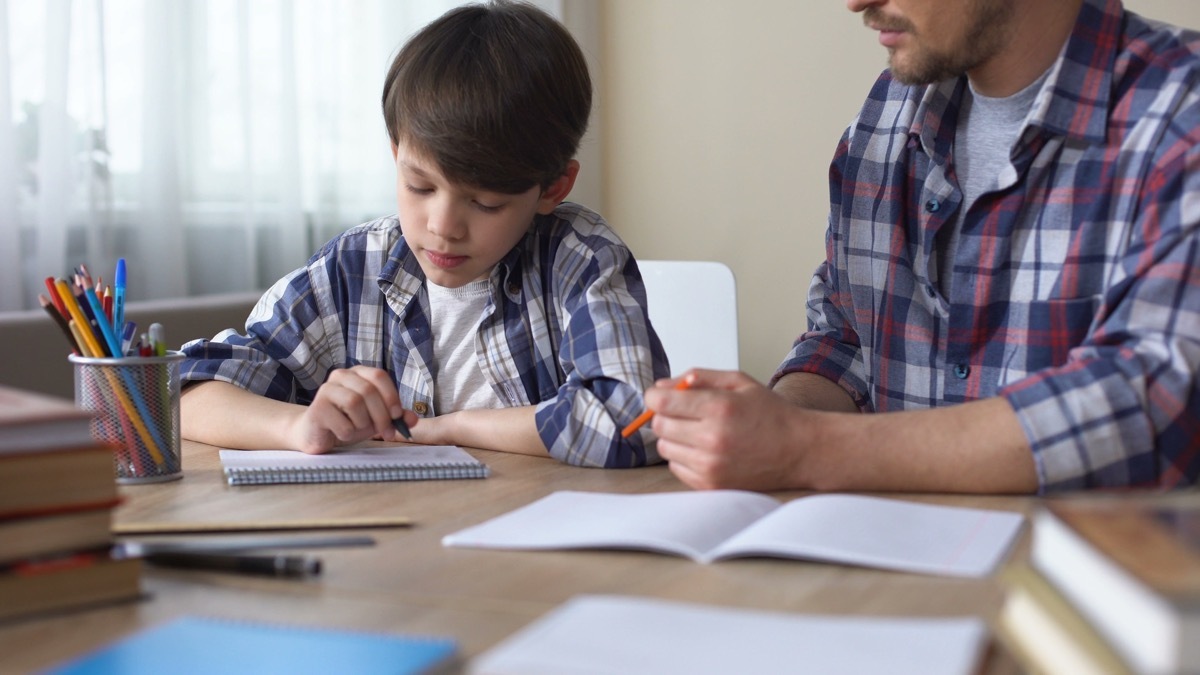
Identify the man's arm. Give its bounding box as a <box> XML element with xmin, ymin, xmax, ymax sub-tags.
<box><xmin>771</xmin><ymin>371</ymin><xmax>859</xmax><ymax>413</ymax></box>
<box><xmin>646</xmin><ymin>370</ymin><xmax>1038</xmax><ymax>494</ymax></box>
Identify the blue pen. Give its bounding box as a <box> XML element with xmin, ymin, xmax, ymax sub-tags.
<box><xmin>113</xmin><ymin>258</ymin><xmax>127</xmax><ymax>334</ymax></box>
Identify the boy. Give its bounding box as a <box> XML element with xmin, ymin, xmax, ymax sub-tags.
<box><xmin>179</xmin><ymin>1</ymin><xmax>669</xmax><ymax>468</ymax></box>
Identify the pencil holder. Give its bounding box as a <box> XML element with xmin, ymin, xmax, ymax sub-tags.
<box><xmin>70</xmin><ymin>351</ymin><xmax>185</xmax><ymax>484</ymax></box>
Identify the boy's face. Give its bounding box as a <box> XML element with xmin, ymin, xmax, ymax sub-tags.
<box><xmin>392</xmin><ymin>143</ymin><xmax>575</xmax><ymax>288</ymax></box>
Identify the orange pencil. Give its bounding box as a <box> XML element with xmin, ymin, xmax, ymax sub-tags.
<box><xmin>621</xmin><ymin>374</ymin><xmax>695</xmax><ymax>438</ymax></box>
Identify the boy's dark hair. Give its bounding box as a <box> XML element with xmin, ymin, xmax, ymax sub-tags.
<box><xmin>381</xmin><ymin>1</ymin><xmax>592</xmax><ymax>194</ymax></box>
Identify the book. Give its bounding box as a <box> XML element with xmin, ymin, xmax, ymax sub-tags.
<box><xmin>0</xmin><ymin>551</ymin><xmax>142</xmax><ymax>623</ymax></box>
<box><xmin>443</xmin><ymin>490</ymin><xmax>1024</xmax><ymax>578</ymax></box>
<box><xmin>0</xmin><ymin>445</ymin><xmax>118</xmax><ymax>518</ymax></box>
<box><xmin>0</xmin><ymin>501</ymin><xmax>118</xmax><ymax>564</ymax></box>
<box><xmin>0</xmin><ymin>384</ymin><xmax>96</xmax><ymax>453</ymax></box>
<box><xmin>219</xmin><ymin>444</ymin><xmax>489</xmax><ymax>486</ymax></box>
<box><xmin>1031</xmin><ymin>499</ymin><xmax>1200</xmax><ymax>675</ymax></box>
<box><xmin>997</xmin><ymin>564</ymin><xmax>1131</xmax><ymax>675</ymax></box>
<box><xmin>471</xmin><ymin>594</ymin><xmax>988</xmax><ymax>675</ymax></box>
<box><xmin>46</xmin><ymin>615</ymin><xmax>458</xmax><ymax>674</ymax></box>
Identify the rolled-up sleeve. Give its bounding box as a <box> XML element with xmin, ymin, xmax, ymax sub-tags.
<box><xmin>1002</xmin><ymin>141</ymin><xmax>1200</xmax><ymax>491</ymax></box>
<box><xmin>180</xmin><ymin>260</ymin><xmax>344</xmax><ymax>405</ymax></box>
<box><xmin>533</xmin><ymin>246</ymin><xmax>670</xmax><ymax>468</ymax></box>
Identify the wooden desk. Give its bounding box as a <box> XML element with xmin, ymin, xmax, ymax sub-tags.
<box><xmin>1</xmin><ymin>441</ymin><xmax>1033</xmax><ymax>672</ymax></box>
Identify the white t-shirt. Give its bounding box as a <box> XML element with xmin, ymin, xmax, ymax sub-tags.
<box><xmin>426</xmin><ymin>278</ymin><xmax>505</xmax><ymax>414</ymax></box>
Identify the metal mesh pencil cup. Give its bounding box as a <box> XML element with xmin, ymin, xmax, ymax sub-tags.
<box><xmin>70</xmin><ymin>351</ymin><xmax>185</xmax><ymax>484</ymax></box>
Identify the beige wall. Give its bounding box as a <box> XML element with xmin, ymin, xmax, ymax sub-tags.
<box><xmin>598</xmin><ymin>1</ymin><xmax>1200</xmax><ymax>382</ymax></box>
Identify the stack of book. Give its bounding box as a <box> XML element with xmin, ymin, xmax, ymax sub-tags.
<box><xmin>0</xmin><ymin>384</ymin><xmax>141</xmax><ymax>622</ymax></box>
<box><xmin>998</xmin><ymin>497</ymin><xmax>1200</xmax><ymax>675</ymax></box>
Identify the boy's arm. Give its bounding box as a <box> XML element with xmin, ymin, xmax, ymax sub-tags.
<box><xmin>181</xmin><ymin>367</ymin><xmax>417</xmax><ymax>454</ymax></box>
<box><xmin>532</xmin><ymin>244</ymin><xmax>670</xmax><ymax>468</ymax></box>
<box><xmin>181</xmin><ymin>381</ymin><xmax>306</xmax><ymax>449</ymax></box>
<box><xmin>407</xmin><ymin>406</ymin><xmax>549</xmax><ymax>457</ymax></box>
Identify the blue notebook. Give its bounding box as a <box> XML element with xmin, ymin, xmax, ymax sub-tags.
<box><xmin>46</xmin><ymin>616</ymin><xmax>457</xmax><ymax>674</ymax></box>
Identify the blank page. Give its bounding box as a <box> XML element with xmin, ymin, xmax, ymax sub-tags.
<box><xmin>707</xmin><ymin>493</ymin><xmax>1024</xmax><ymax>577</ymax></box>
<box><xmin>442</xmin><ymin>490</ymin><xmax>780</xmax><ymax>560</ymax></box>
<box><xmin>471</xmin><ymin>595</ymin><xmax>987</xmax><ymax>675</ymax></box>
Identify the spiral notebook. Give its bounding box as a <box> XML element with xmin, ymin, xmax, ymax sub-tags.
<box><xmin>219</xmin><ymin>444</ymin><xmax>489</xmax><ymax>486</ymax></box>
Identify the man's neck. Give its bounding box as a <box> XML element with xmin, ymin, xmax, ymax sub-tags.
<box><xmin>967</xmin><ymin>0</ymin><xmax>1085</xmax><ymax>98</ymax></box>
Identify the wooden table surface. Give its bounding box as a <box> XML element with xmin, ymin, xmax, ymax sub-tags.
<box><xmin>1</xmin><ymin>441</ymin><xmax>1037</xmax><ymax>673</ymax></box>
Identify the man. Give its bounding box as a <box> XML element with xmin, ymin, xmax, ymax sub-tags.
<box><xmin>646</xmin><ymin>0</ymin><xmax>1200</xmax><ymax>493</ymax></box>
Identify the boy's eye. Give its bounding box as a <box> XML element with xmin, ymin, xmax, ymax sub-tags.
<box><xmin>473</xmin><ymin>200</ymin><xmax>504</xmax><ymax>214</ymax></box>
<box><xmin>405</xmin><ymin>184</ymin><xmax>433</xmax><ymax>195</ymax></box>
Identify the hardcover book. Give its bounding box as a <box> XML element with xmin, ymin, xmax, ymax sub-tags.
<box><xmin>1031</xmin><ymin>498</ymin><xmax>1200</xmax><ymax>674</ymax></box>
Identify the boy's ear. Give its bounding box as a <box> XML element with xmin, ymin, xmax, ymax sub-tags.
<box><xmin>535</xmin><ymin>160</ymin><xmax>580</xmax><ymax>214</ymax></box>
<box><xmin>390</xmin><ymin>142</ymin><xmax>399</xmax><ymax>161</ymax></box>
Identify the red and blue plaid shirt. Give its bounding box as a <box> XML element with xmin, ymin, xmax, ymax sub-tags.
<box><xmin>776</xmin><ymin>0</ymin><xmax>1200</xmax><ymax>491</ymax></box>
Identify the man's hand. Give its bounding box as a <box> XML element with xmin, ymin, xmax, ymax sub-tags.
<box><xmin>646</xmin><ymin>369</ymin><xmax>812</xmax><ymax>490</ymax></box>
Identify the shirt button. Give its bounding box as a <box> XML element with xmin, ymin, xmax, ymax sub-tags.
<box><xmin>925</xmin><ymin>284</ymin><xmax>936</xmax><ymax>297</ymax></box>
<box><xmin>953</xmin><ymin>363</ymin><xmax>970</xmax><ymax>379</ymax></box>
<box><xmin>412</xmin><ymin>401</ymin><xmax>430</xmax><ymax>415</ymax></box>
<box><xmin>925</xmin><ymin>198</ymin><xmax>941</xmax><ymax>213</ymax></box>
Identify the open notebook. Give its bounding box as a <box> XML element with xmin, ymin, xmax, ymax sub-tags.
<box><xmin>444</xmin><ymin>490</ymin><xmax>1024</xmax><ymax>578</ymax></box>
<box><xmin>219</xmin><ymin>444</ymin><xmax>489</xmax><ymax>486</ymax></box>
<box><xmin>471</xmin><ymin>595</ymin><xmax>988</xmax><ymax>675</ymax></box>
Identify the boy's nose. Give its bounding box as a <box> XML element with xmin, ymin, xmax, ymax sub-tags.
<box><xmin>426</xmin><ymin>203</ymin><xmax>467</xmax><ymax>240</ymax></box>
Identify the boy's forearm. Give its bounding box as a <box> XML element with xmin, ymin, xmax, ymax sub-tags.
<box><xmin>180</xmin><ymin>380</ymin><xmax>303</xmax><ymax>450</ymax></box>
<box><xmin>419</xmin><ymin>406</ymin><xmax>549</xmax><ymax>457</ymax></box>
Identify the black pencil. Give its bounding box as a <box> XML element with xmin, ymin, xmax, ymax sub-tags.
<box><xmin>39</xmin><ymin>294</ymin><xmax>80</xmax><ymax>354</ymax></box>
<box><xmin>391</xmin><ymin>417</ymin><xmax>413</xmax><ymax>441</ymax></box>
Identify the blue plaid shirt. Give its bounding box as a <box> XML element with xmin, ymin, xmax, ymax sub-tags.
<box><xmin>776</xmin><ymin>0</ymin><xmax>1200</xmax><ymax>491</ymax></box>
<box><xmin>181</xmin><ymin>203</ymin><xmax>669</xmax><ymax>468</ymax></box>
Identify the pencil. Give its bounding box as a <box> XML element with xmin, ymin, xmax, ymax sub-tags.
<box><xmin>621</xmin><ymin>374</ymin><xmax>695</xmax><ymax>438</ymax></box>
<box><xmin>391</xmin><ymin>417</ymin><xmax>413</xmax><ymax>441</ymax></box>
<box><xmin>39</xmin><ymin>294</ymin><xmax>80</xmax><ymax>354</ymax></box>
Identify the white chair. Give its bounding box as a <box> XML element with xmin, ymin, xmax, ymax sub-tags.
<box><xmin>638</xmin><ymin>260</ymin><xmax>739</xmax><ymax>377</ymax></box>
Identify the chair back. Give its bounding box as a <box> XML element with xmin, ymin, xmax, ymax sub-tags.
<box><xmin>638</xmin><ymin>260</ymin><xmax>739</xmax><ymax>377</ymax></box>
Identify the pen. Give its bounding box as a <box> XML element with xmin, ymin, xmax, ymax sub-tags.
<box><xmin>121</xmin><ymin>320</ymin><xmax>138</xmax><ymax>356</ymax></box>
<box><xmin>142</xmin><ymin>551</ymin><xmax>322</xmax><ymax>578</ymax></box>
<box><xmin>113</xmin><ymin>257</ymin><xmax>126</xmax><ymax>334</ymax></box>
<box><xmin>621</xmin><ymin>374</ymin><xmax>695</xmax><ymax>438</ymax></box>
<box><xmin>391</xmin><ymin>417</ymin><xmax>413</xmax><ymax>441</ymax></box>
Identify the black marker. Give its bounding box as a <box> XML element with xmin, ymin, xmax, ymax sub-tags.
<box><xmin>144</xmin><ymin>551</ymin><xmax>322</xmax><ymax>578</ymax></box>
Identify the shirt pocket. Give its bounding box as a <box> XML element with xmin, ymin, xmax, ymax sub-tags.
<box><xmin>995</xmin><ymin>295</ymin><xmax>1102</xmax><ymax>387</ymax></box>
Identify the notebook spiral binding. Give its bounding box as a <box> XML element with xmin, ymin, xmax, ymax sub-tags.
<box><xmin>224</xmin><ymin>463</ymin><xmax>490</xmax><ymax>486</ymax></box>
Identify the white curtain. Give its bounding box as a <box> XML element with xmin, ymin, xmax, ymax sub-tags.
<box><xmin>0</xmin><ymin>0</ymin><xmax>564</xmax><ymax>311</ymax></box>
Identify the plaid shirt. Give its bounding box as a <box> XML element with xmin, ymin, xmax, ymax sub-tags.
<box><xmin>181</xmin><ymin>203</ymin><xmax>669</xmax><ymax>468</ymax></box>
<box><xmin>775</xmin><ymin>0</ymin><xmax>1200</xmax><ymax>491</ymax></box>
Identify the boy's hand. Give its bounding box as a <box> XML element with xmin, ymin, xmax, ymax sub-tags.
<box><xmin>288</xmin><ymin>365</ymin><xmax>418</xmax><ymax>454</ymax></box>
